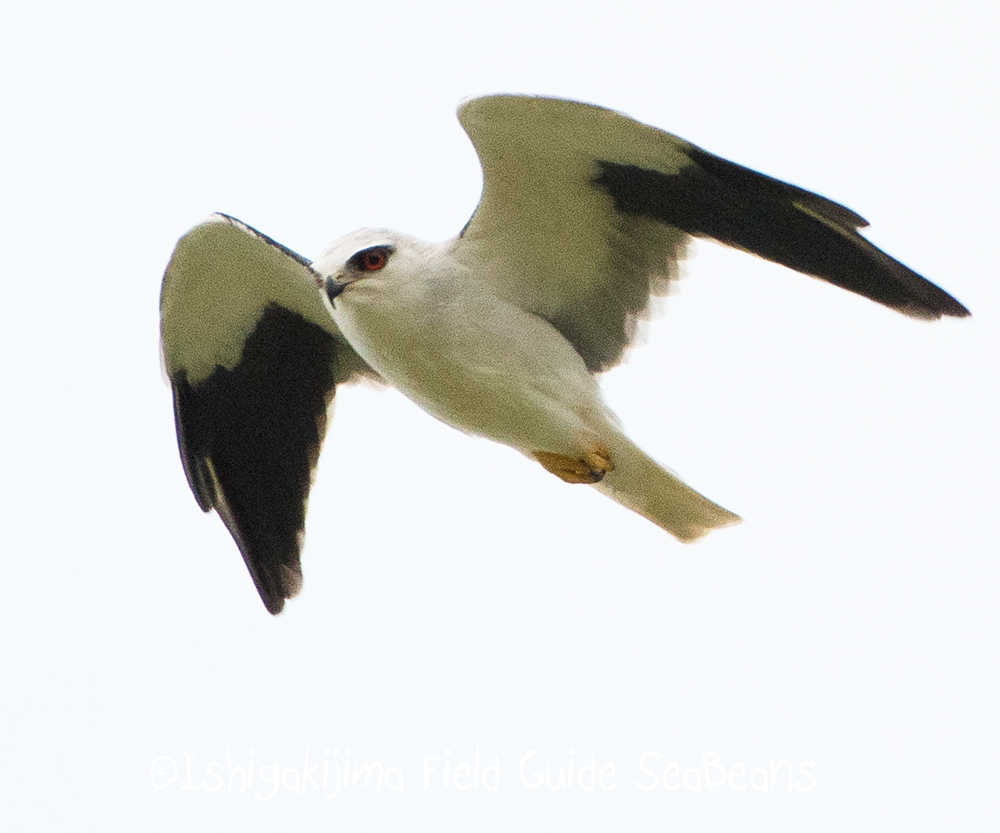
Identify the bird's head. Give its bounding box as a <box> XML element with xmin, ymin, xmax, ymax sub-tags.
<box><xmin>313</xmin><ymin>228</ymin><xmax>433</xmax><ymax>309</ymax></box>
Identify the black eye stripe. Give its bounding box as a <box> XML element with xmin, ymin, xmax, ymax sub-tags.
<box><xmin>348</xmin><ymin>245</ymin><xmax>395</xmax><ymax>271</ymax></box>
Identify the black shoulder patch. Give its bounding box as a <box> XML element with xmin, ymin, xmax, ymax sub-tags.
<box><xmin>171</xmin><ymin>304</ymin><xmax>341</xmax><ymax>614</ymax></box>
<box><xmin>216</xmin><ymin>213</ymin><xmax>315</xmax><ymax>268</ymax></box>
<box><xmin>593</xmin><ymin>157</ymin><xmax>969</xmax><ymax>319</ymax></box>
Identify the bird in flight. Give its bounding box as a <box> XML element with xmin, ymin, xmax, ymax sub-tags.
<box><xmin>160</xmin><ymin>95</ymin><xmax>969</xmax><ymax>614</ymax></box>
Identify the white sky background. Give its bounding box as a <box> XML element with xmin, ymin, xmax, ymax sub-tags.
<box><xmin>1</xmin><ymin>0</ymin><xmax>997</xmax><ymax>829</ymax></box>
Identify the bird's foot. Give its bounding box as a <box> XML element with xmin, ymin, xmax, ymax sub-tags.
<box><xmin>532</xmin><ymin>444</ymin><xmax>614</xmax><ymax>484</ymax></box>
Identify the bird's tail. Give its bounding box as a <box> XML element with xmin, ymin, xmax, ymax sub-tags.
<box><xmin>593</xmin><ymin>432</ymin><xmax>740</xmax><ymax>542</ymax></box>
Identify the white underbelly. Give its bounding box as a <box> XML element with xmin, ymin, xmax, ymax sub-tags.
<box><xmin>332</xmin><ymin>281</ymin><xmax>609</xmax><ymax>455</ymax></box>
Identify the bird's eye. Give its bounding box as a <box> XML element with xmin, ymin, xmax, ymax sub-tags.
<box><xmin>353</xmin><ymin>246</ymin><xmax>392</xmax><ymax>272</ymax></box>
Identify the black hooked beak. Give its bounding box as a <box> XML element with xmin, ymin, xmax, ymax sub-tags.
<box><xmin>324</xmin><ymin>275</ymin><xmax>349</xmax><ymax>305</ymax></box>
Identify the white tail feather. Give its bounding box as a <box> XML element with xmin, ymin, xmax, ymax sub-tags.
<box><xmin>593</xmin><ymin>433</ymin><xmax>740</xmax><ymax>541</ymax></box>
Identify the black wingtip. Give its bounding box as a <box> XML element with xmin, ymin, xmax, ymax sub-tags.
<box><xmin>593</xmin><ymin>159</ymin><xmax>971</xmax><ymax>322</ymax></box>
<box><xmin>942</xmin><ymin>298</ymin><xmax>972</xmax><ymax>319</ymax></box>
<box><xmin>168</xmin><ymin>305</ymin><xmax>340</xmax><ymax>615</ymax></box>
<box><xmin>211</xmin><ymin>487</ymin><xmax>305</xmax><ymax>616</ymax></box>
<box><xmin>866</xmin><ymin>250</ymin><xmax>971</xmax><ymax>321</ymax></box>
<box><xmin>252</xmin><ymin>563</ymin><xmax>303</xmax><ymax>616</ymax></box>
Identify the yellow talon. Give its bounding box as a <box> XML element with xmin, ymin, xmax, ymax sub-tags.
<box><xmin>533</xmin><ymin>443</ymin><xmax>614</xmax><ymax>484</ymax></box>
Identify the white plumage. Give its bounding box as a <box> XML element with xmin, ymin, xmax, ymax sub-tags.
<box><xmin>160</xmin><ymin>95</ymin><xmax>968</xmax><ymax>613</ymax></box>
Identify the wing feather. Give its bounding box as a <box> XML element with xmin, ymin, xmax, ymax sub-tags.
<box><xmin>160</xmin><ymin>215</ymin><xmax>375</xmax><ymax>613</ymax></box>
<box><xmin>455</xmin><ymin>95</ymin><xmax>968</xmax><ymax>372</ymax></box>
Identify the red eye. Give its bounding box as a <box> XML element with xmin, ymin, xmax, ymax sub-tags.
<box><xmin>359</xmin><ymin>247</ymin><xmax>389</xmax><ymax>272</ymax></box>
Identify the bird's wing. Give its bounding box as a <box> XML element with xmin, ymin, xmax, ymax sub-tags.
<box><xmin>455</xmin><ymin>95</ymin><xmax>969</xmax><ymax>372</ymax></box>
<box><xmin>160</xmin><ymin>214</ymin><xmax>376</xmax><ymax>614</ymax></box>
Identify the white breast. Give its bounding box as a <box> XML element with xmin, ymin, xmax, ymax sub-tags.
<box><xmin>330</xmin><ymin>257</ymin><xmax>611</xmax><ymax>457</ymax></box>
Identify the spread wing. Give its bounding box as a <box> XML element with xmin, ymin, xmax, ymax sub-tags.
<box><xmin>455</xmin><ymin>95</ymin><xmax>969</xmax><ymax>373</ymax></box>
<box><xmin>160</xmin><ymin>214</ymin><xmax>376</xmax><ymax>614</ymax></box>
